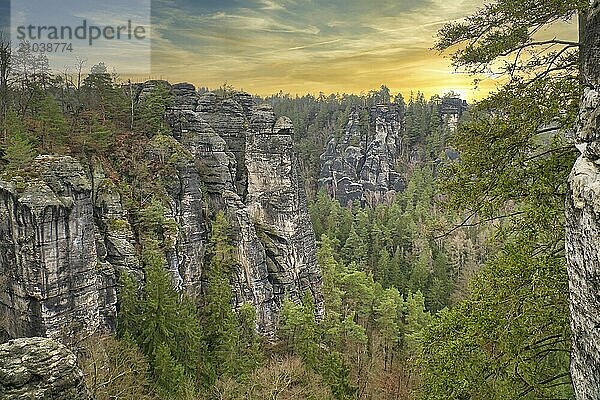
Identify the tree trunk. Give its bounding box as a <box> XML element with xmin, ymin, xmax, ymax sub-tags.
<box><xmin>566</xmin><ymin>1</ymin><xmax>600</xmax><ymax>399</ymax></box>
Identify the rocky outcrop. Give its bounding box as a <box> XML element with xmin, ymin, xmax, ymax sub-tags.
<box><xmin>319</xmin><ymin>104</ymin><xmax>405</xmax><ymax>206</ymax></box>
<box><xmin>165</xmin><ymin>85</ymin><xmax>323</xmax><ymax>333</ymax></box>
<box><xmin>0</xmin><ymin>82</ymin><xmax>323</xmax><ymax>342</ymax></box>
<box><xmin>246</xmin><ymin>112</ymin><xmax>324</xmax><ymax>319</ymax></box>
<box><xmin>0</xmin><ymin>156</ymin><xmax>106</xmax><ymax>342</ymax></box>
<box><xmin>145</xmin><ymin>134</ymin><xmax>207</xmax><ymax>294</ymax></box>
<box><xmin>565</xmin><ymin>2</ymin><xmax>600</xmax><ymax>399</ymax></box>
<box><xmin>0</xmin><ymin>337</ymin><xmax>90</xmax><ymax>399</ymax></box>
<box><xmin>0</xmin><ymin>155</ymin><xmax>144</xmax><ymax>342</ymax></box>
<box><xmin>91</xmin><ymin>161</ymin><xmax>141</xmax><ymax>330</ymax></box>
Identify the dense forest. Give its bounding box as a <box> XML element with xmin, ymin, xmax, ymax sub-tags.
<box><xmin>0</xmin><ymin>0</ymin><xmax>595</xmax><ymax>399</ymax></box>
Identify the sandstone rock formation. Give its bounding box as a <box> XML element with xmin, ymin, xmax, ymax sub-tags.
<box><xmin>565</xmin><ymin>2</ymin><xmax>600</xmax><ymax>399</ymax></box>
<box><xmin>0</xmin><ymin>156</ymin><xmax>111</xmax><ymax>342</ymax></box>
<box><xmin>0</xmin><ymin>82</ymin><xmax>323</xmax><ymax>341</ymax></box>
<box><xmin>0</xmin><ymin>337</ymin><xmax>90</xmax><ymax>399</ymax></box>
<box><xmin>246</xmin><ymin>113</ymin><xmax>324</xmax><ymax>320</ymax></box>
<box><xmin>319</xmin><ymin>104</ymin><xmax>405</xmax><ymax>206</ymax></box>
<box><xmin>165</xmin><ymin>85</ymin><xmax>324</xmax><ymax>332</ymax></box>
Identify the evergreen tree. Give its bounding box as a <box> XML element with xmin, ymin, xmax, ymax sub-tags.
<box><xmin>200</xmin><ymin>211</ymin><xmax>244</xmax><ymax>382</ymax></box>
<box><xmin>116</xmin><ymin>237</ymin><xmax>201</xmax><ymax>397</ymax></box>
<box><xmin>374</xmin><ymin>287</ymin><xmax>403</xmax><ymax>370</ymax></box>
<box><xmin>419</xmin><ymin>0</ymin><xmax>586</xmax><ymax>392</ymax></box>
<box><xmin>140</xmin><ymin>239</ymin><xmax>201</xmax><ymax>374</ymax></box>
<box><xmin>34</xmin><ymin>95</ymin><xmax>68</xmax><ymax>153</ymax></box>
<box><xmin>153</xmin><ymin>343</ymin><xmax>188</xmax><ymax>399</ymax></box>
<box><xmin>82</xmin><ymin>62</ymin><xmax>129</xmax><ymax>123</ymax></box>
<box><xmin>3</xmin><ymin>131</ymin><xmax>36</xmax><ymax>171</ymax></box>
<box><xmin>135</xmin><ymin>83</ymin><xmax>173</xmax><ymax>137</ymax></box>
<box><xmin>116</xmin><ymin>272</ymin><xmax>140</xmax><ymax>339</ymax></box>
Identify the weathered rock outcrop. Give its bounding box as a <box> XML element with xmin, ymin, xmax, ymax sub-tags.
<box><xmin>0</xmin><ymin>156</ymin><xmax>108</xmax><ymax>342</ymax></box>
<box><xmin>145</xmin><ymin>134</ymin><xmax>207</xmax><ymax>294</ymax></box>
<box><xmin>319</xmin><ymin>104</ymin><xmax>405</xmax><ymax>206</ymax></box>
<box><xmin>566</xmin><ymin>2</ymin><xmax>600</xmax><ymax>399</ymax></box>
<box><xmin>0</xmin><ymin>337</ymin><xmax>90</xmax><ymax>399</ymax></box>
<box><xmin>91</xmin><ymin>161</ymin><xmax>142</xmax><ymax>330</ymax></box>
<box><xmin>246</xmin><ymin>112</ymin><xmax>324</xmax><ymax>319</ymax></box>
<box><xmin>0</xmin><ymin>155</ymin><xmax>144</xmax><ymax>342</ymax></box>
<box><xmin>165</xmin><ymin>85</ymin><xmax>323</xmax><ymax>333</ymax></box>
<box><xmin>0</xmin><ymin>82</ymin><xmax>323</xmax><ymax>341</ymax></box>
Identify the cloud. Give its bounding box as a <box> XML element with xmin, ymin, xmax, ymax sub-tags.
<box><xmin>143</xmin><ymin>0</ymin><xmax>577</xmax><ymax>101</ymax></box>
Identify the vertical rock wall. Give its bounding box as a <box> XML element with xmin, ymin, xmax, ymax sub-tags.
<box><xmin>0</xmin><ymin>82</ymin><xmax>324</xmax><ymax>342</ymax></box>
<box><xmin>246</xmin><ymin>113</ymin><xmax>324</xmax><ymax>319</ymax></box>
<box><xmin>0</xmin><ymin>157</ymin><xmax>103</xmax><ymax>342</ymax></box>
<box><xmin>166</xmin><ymin>85</ymin><xmax>323</xmax><ymax>333</ymax></box>
<box><xmin>566</xmin><ymin>2</ymin><xmax>600</xmax><ymax>399</ymax></box>
<box><xmin>319</xmin><ymin>104</ymin><xmax>405</xmax><ymax>206</ymax></box>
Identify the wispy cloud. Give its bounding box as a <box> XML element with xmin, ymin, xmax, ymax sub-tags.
<box><xmin>144</xmin><ymin>0</ymin><xmax>577</xmax><ymax>100</ymax></box>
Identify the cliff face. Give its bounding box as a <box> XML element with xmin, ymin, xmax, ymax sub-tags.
<box><xmin>0</xmin><ymin>156</ymin><xmax>111</xmax><ymax>342</ymax></box>
<box><xmin>0</xmin><ymin>155</ymin><xmax>146</xmax><ymax>343</ymax></box>
<box><xmin>166</xmin><ymin>84</ymin><xmax>323</xmax><ymax>332</ymax></box>
<box><xmin>0</xmin><ymin>82</ymin><xmax>323</xmax><ymax>342</ymax></box>
<box><xmin>566</xmin><ymin>2</ymin><xmax>600</xmax><ymax>399</ymax></box>
<box><xmin>319</xmin><ymin>104</ymin><xmax>405</xmax><ymax>206</ymax></box>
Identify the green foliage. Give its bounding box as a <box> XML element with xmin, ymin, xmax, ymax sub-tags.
<box><xmin>34</xmin><ymin>95</ymin><xmax>68</xmax><ymax>152</ymax></box>
<box><xmin>279</xmin><ymin>292</ymin><xmax>357</xmax><ymax>400</ymax></box>
<box><xmin>117</xmin><ymin>239</ymin><xmax>201</xmax><ymax>399</ymax></box>
<box><xmin>305</xmin><ymin>157</ymin><xmax>490</xmax><ymax>397</ymax></box>
<box><xmin>431</xmin><ymin>83</ymin><xmax>578</xmax><ymax>397</ymax></box>
<box><xmin>82</xmin><ymin>62</ymin><xmax>129</xmax><ymax>123</ymax></box>
<box><xmin>435</xmin><ymin>0</ymin><xmax>586</xmax><ymax>80</ymax></box>
<box><xmin>200</xmin><ymin>211</ymin><xmax>262</xmax><ymax>384</ymax></box>
<box><xmin>2</xmin><ymin>131</ymin><xmax>36</xmax><ymax>171</ymax></box>
<box><xmin>83</xmin><ymin>62</ymin><xmax>113</xmax><ymax>91</ymax></box>
<box><xmin>421</xmin><ymin>1</ymin><xmax>584</xmax><ymax>397</ymax></box>
<box><xmin>135</xmin><ymin>83</ymin><xmax>173</xmax><ymax>137</ymax></box>
<box><xmin>309</xmin><ymin>163</ymin><xmax>480</xmax><ymax>313</ymax></box>
<box><xmin>420</xmin><ymin>90</ymin><xmax>576</xmax><ymax>398</ymax></box>
<box><xmin>421</xmin><ymin>244</ymin><xmax>572</xmax><ymax>400</ymax></box>
<box><xmin>153</xmin><ymin>343</ymin><xmax>190</xmax><ymax>399</ymax></box>
<box><xmin>116</xmin><ymin>272</ymin><xmax>140</xmax><ymax>339</ymax></box>
<box><xmin>319</xmin><ymin>352</ymin><xmax>357</xmax><ymax>400</ymax></box>
<box><xmin>142</xmin><ymin>239</ymin><xmax>202</xmax><ymax>374</ymax></box>
<box><xmin>237</xmin><ymin>303</ymin><xmax>263</xmax><ymax>372</ymax></box>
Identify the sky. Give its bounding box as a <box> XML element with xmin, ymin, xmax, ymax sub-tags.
<box><xmin>3</xmin><ymin>0</ymin><xmax>580</xmax><ymax>101</ymax></box>
<box><xmin>150</xmin><ymin>0</ymin><xmax>497</xmax><ymax>100</ymax></box>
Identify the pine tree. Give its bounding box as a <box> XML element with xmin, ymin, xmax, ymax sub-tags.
<box><xmin>34</xmin><ymin>95</ymin><xmax>68</xmax><ymax>153</ymax></box>
<box><xmin>404</xmin><ymin>290</ymin><xmax>431</xmax><ymax>355</ymax></box>
<box><xmin>116</xmin><ymin>272</ymin><xmax>140</xmax><ymax>338</ymax></box>
<box><xmin>1</xmin><ymin>109</ymin><xmax>36</xmax><ymax>171</ymax></box>
<box><xmin>237</xmin><ymin>303</ymin><xmax>263</xmax><ymax>373</ymax></box>
<box><xmin>374</xmin><ymin>287</ymin><xmax>403</xmax><ymax>370</ymax></box>
<box><xmin>135</xmin><ymin>83</ymin><xmax>173</xmax><ymax>137</ymax></box>
<box><xmin>200</xmin><ymin>211</ymin><xmax>242</xmax><ymax>382</ymax></box>
<box><xmin>3</xmin><ymin>132</ymin><xmax>36</xmax><ymax>171</ymax></box>
<box><xmin>124</xmin><ymin>238</ymin><xmax>202</xmax><ymax>395</ymax></box>
<box><xmin>153</xmin><ymin>342</ymin><xmax>188</xmax><ymax>399</ymax></box>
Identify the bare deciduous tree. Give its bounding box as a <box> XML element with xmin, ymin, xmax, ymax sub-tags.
<box><xmin>0</xmin><ymin>29</ymin><xmax>12</xmax><ymax>141</ymax></box>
